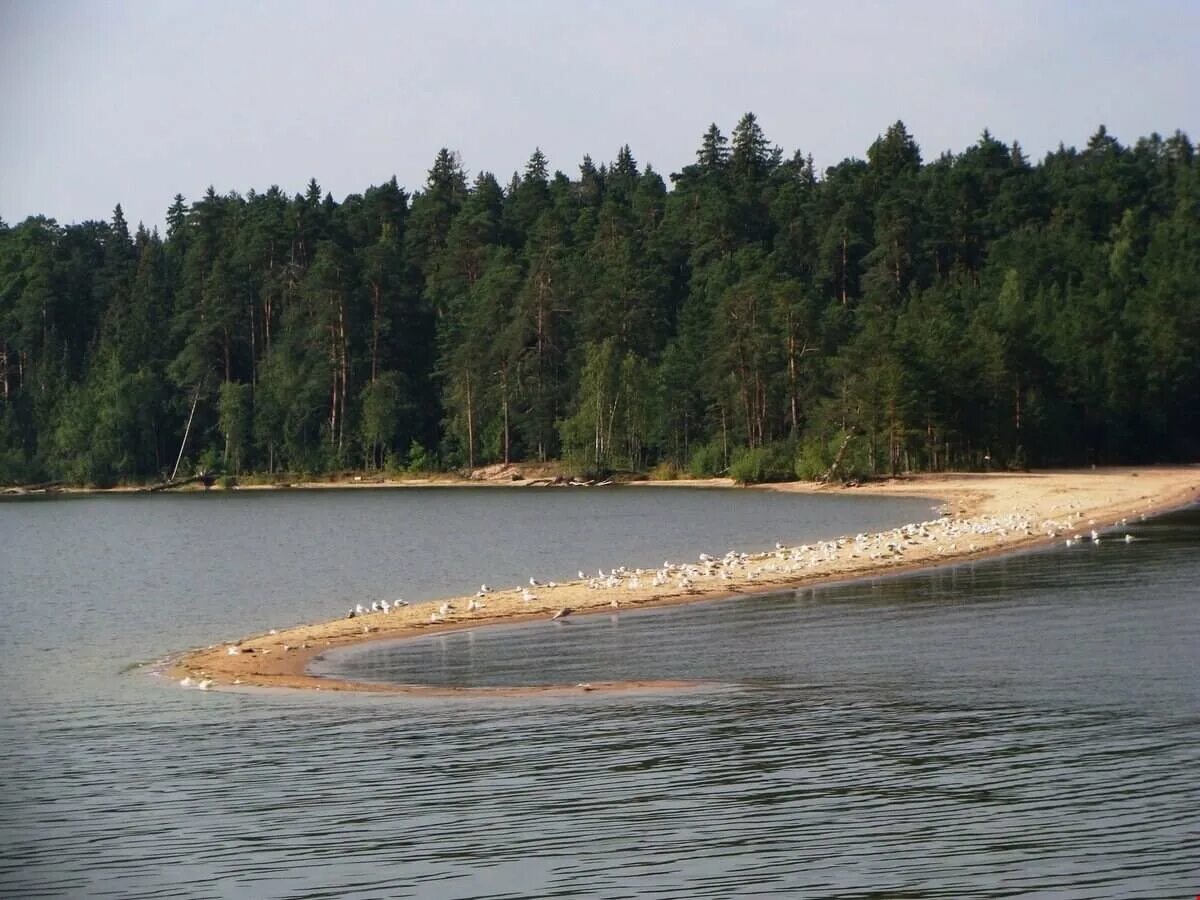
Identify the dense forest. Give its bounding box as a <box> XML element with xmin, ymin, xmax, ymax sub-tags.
<box><xmin>1</xmin><ymin>116</ymin><xmax>1197</xmax><ymax>486</ymax></box>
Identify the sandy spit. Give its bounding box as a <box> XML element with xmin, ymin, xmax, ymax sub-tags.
<box><xmin>166</xmin><ymin>466</ymin><xmax>1199</xmax><ymax>697</ymax></box>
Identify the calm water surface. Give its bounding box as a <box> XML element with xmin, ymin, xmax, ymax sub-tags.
<box><xmin>0</xmin><ymin>488</ymin><xmax>1197</xmax><ymax>899</ymax></box>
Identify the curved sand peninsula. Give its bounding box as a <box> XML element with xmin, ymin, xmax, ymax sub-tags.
<box><xmin>168</xmin><ymin>467</ymin><xmax>1199</xmax><ymax>695</ymax></box>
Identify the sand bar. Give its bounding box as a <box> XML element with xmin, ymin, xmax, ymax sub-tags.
<box><xmin>167</xmin><ymin>466</ymin><xmax>1199</xmax><ymax>696</ymax></box>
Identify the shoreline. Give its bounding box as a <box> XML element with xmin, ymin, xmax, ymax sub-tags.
<box><xmin>165</xmin><ymin>466</ymin><xmax>1199</xmax><ymax>697</ymax></box>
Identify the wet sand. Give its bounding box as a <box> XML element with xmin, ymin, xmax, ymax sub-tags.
<box><xmin>167</xmin><ymin>466</ymin><xmax>1199</xmax><ymax>696</ymax></box>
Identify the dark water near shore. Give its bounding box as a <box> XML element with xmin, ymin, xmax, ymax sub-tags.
<box><xmin>1</xmin><ymin>488</ymin><xmax>1197</xmax><ymax>899</ymax></box>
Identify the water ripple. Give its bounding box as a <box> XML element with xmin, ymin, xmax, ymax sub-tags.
<box><xmin>2</xmin><ymin>498</ymin><xmax>1198</xmax><ymax>898</ymax></box>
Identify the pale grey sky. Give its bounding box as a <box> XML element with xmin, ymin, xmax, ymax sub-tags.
<box><xmin>2</xmin><ymin>0</ymin><xmax>1196</xmax><ymax>233</ymax></box>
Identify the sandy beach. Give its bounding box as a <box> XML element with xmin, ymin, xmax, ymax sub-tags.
<box><xmin>167</xmin><ymin>466</ymin><xmax>1199</xmax><ymax>696</ymax></box>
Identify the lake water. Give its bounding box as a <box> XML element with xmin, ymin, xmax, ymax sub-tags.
<box><xmin>0</xmin><ymin>488</ymin><xmax>1197</xmax><ymax>899</ymax></box>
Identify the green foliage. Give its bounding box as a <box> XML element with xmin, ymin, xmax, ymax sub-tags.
<box><xmin>648</xmin><ymin>460</ymin><xmax>682</xmax><ymax>480</ymax></box>
<box><xmin>794</xmin><ymin>431</ymin><xmax>872</xmax><ymax>482</ymax></box>
<box><xmin>360</xmin><ymin>372</ymin><xmax>412</xmax><ymax>470</ymax></box>
<box><xmin>728</xmin><ymin>441</ymin><xmax>797</xmax><ymax>484</ymax></box>
<box><xmin>405</xmin><ymin>440</ymin><xmax>434</xmax><ymax>474</ymax></box>
<box><xmin>0</xmin><ymin>120</ymin><xmax>1196</xmax><ymax>485</ymax></box>
<box><xmin>688</xmin><ymin>442</ymin><xmax>726</xmax><ymax>477</ymax></box>
<box><xmin>0</xmin><ymin>447</ymin><xmax>34</xmax><ymax>484</ymax></box>
<box><xmin>794</xmin><ymin>438</ymin><xmax>831</xmax><ymax>482</ymax></box>
<box><xmin>558</xmin><ymin>338</ymin><xmax>658</xmax><ymax>471</ymax></box>
<box><xmin>218</xmin><ymin>381</ymin><xmax>252</xmax><ymax>474</ymax></box>
<box><xmin>197</xmin><ymin>447</ymin><xmax>222</xmax><ymax>475</ymax></box>
<box><xmin>49</xmin><ymin>352</ymin><xmax>159</xmax><ymax>486</ymax></box>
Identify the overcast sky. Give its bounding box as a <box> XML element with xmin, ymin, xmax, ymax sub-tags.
<box><xmin>2</xmin><ymin>0</ymin><xmax>1196</xmax><ymax>233</ymax></box>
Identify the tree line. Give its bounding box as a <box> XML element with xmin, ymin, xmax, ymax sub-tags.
<box><xmin>1</xmin><ymin>115</ymin><xmax>1197</xmax><ymax>485</ymax></box>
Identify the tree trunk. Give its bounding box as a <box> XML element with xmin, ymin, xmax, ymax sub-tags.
<box><xmin>338</xmin><ymin>298</ymin><xmax>348</xmax><ymax>453</ymax></box>
<box><xmin>370</xmin><ymin>282</ymin><xmax>382</xmax><ymax>384</ymax></box>
<box><xmin>754</xmin><ymin>370</ymin><xmax>766</xmax><ymax>447</ymax></box>
<box><xmin>172</xmin><ymin>380</ymin><xmax>204</xmax><ymax>481</ymax></box>
<box><xmin>535</xmin><ymin>271</ymin><xmax>550</xmax><ymax>461</ymax></box>
<box><xmin>248</xmin><ymin>286</ymin><xmax>257</xmax><ymax>387</ymax></box>
<box><xmin>787</xmin><ymin>330</ymin><xmax>798</xmax><ymax>435</ymax></box>
<box><xmin>496</xmin><ymin>364</ymin><xmax>511</xmax><ymax>465</ymax></box>
<box><xmin>820</xmin><ymin>430</ymin><xmax>855</xmax><ymax>483</ymax></box>
<box><xmin>465</xmin><ymin>371</ymin><xmax>475</xmax><ymax>470</ymax></box>
<box><xmin>329</xmin><ymin>303</ymin><xmax>339</xmax><ymax>447</ymax></box>
<box><xmin>1014</xmin><ymin>376</ymin><xmax>1022</xmax><ymax>432</ymax></box>
<box><xmin>593</xmin><ymin>382</ymin><xmax>603</xmax><ymax>465</ymax></box>
<box><xmin>502</xmin><ymin>375</ymin><xmax>510</xmax><ymax>465</ymax></box>
<box><xmin>605</xmin><ymin>392</ymin><xmax>619</xmax><ymax>467</ymax></box>
<box><xmin>720</xmin><ymin>406</ymin><xmax>728</xmax><ymax>470</ymax></box>
<box><xmin>265</xmin><ymin>243</ymin><xmax>274</xmax><ymax>352</ymax></box>
<box><xmin>840</xmin><ymin>231</ymin><xmax>848</xmax><ymax>306</ymax></box>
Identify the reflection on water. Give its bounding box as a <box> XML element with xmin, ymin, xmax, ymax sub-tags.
<box><xmin>0</xmin><ymin>492</ymin><xmax>1197</xmax><ymax>899</ymax></box>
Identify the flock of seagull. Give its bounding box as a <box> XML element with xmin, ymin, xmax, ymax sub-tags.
<box><xmin>178</xmin><ymin>502</ymin><xmax>1148</xmax><ymax>690</ymax></box>
<box><xmin>345</xmin><ymin>506</ymin><xmax>1147</xmax><ymax>628</ymax></box>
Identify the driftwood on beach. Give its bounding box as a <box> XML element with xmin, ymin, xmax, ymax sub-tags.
<box><xmin>526</xmin><ymin>475</ymin><xmax>616</xmax><ymax>487</ymax></box>
<box><xmin>142</xmin><ymin>472</ymin><xmax>218</xmax><ymax>493</ymax></box>
<box><xmin>1</xmin><ymin>480</ymin><xmax>64</xmax><ymax>495</ymax></box>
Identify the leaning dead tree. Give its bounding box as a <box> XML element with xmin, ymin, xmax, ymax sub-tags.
<box><xmin>820</xmin><ymin>430</ymin><xmax>857</xmax><ymax>484</ymax></box>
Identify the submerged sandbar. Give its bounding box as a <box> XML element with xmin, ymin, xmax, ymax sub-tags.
<box><xmin>167</xmin><ymin>467</ymin><xmax>1199</xmax><ymax>696</ymax></box>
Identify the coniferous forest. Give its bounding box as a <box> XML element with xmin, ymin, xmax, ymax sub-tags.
<box><xmin>1</xmin><ymin>116</ymin><xmax>1197</xmax><ymax>486</ymax></box>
